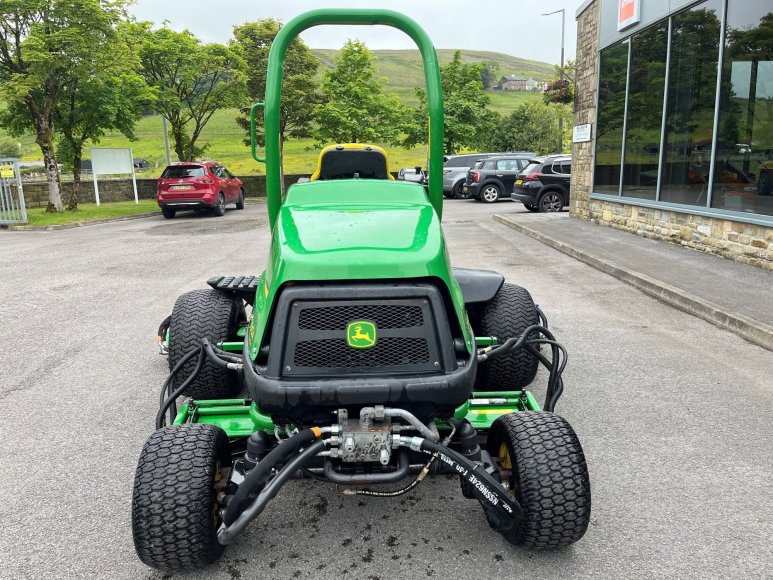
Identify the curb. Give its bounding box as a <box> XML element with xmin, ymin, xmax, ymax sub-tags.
<box><xmin>6</xmin><ymin>211</ymin><xmax>159</xmax><ymax>231</ymax></box>
<box><xmin>493</xmin><ymin>214</ymin><xmax>773</xmax><ymax>352</ymax></box>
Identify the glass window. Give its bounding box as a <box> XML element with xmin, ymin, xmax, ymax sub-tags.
<box><xmin>522</xmin><ymin>161</ymin><xmax>542</xmax><ymax>174</ymax></box>
<box><xmin>496</xmin><ymin>159</ymin><xmax>518</xmax><ymax>171</ymax></box>
<box><xmin>594</xmin><ymin>40</ymin><xmax>630</xmax><ymax>194</ymax></box>
<box><xmin>660</xmin><ymin>0</ymin><xmax>723</xmax><ymax>206</ymax></box>
<box><xmin>560</xmin><ymin>162</ymin><xmax>572</xmax><ymax>174</ymax></box>
<box><xmin>161</xmin><ymin>165</ymin><xmax>205</xmax><ymax>179</ymax></box>
<box><xmin>622</xmin><ymin>22</ymin><xmax>668</xmax><ymax>201</ymax></box>
<box><xmin>711</xmin><ymin>1</ymin><xmax>773</xmax><ymax>217</ymax></box>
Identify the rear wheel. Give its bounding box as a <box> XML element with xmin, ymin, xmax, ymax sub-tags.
<box><xmin>453</xmin><ymin>180</ymin><xmax>470</xmax><ymax>199</ymax></box>
<box><xmin>236</xmin><ymin>188</ymin><xmax>245</xmax><ymax>209</ymax></box>
<box><xmin>523</xmin><ymin>203</ymin><xmax>539</xmax><ymax>212</ymax></box>
<box><xmin>487</xmin><ymin>412</ymin><xmax>591</xmax><ymax>549</ymax></box>
<box><xmin>161</xmin><ymin>207</ymin><xmax>176</xmax><ymax>219</ymax></box>
<box><xmin>168</xmin><ymin>289</ymin><xmax>243</xmax><ymax>399</ymax></box>
<box><xmin>480</xmin><ymin>184</ymin><xmax>501</xmax><ymax>203</ymax></box>
<box><xmin>470</xmin><ymin>283</ymin><xmax>539</xmax><ymax>389</ymax></box>
<box><xmin>212</xmin><ymin>193</ymin><xmax>226</xmax><ymax>216</ymax></box>
<box><xmin>538</xmin><ymin>191</ymin><xmax>564</xmax><ymax>212</ymax></box>
<box><xmin>132</xmin><ymin>424</ymin><xmax>229</xmax><ymax>570</ymax></box>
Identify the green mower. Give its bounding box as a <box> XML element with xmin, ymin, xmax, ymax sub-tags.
<box><xmin>131</xmin><ymin>9</ymin><xmax>591</xmax><ymax>571</ymax></box>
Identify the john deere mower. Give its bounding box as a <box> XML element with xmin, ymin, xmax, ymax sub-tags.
<box><xmin>131</xmin><ymin>9</ymin><xmax>591</xmax><ymax>571</ymax></box>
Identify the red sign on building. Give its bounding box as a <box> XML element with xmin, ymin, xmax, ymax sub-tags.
<box><xmin>618</xmin><ymin>0</ymin><xmax>641</xmax><ymax>31</ymax></box>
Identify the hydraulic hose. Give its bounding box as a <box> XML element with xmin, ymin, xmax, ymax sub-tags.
<box><xmin>223</xmin><ymin>428</ymin><xmax>323</xmax><ymax>526</ymax></box>
<box><xmin>409</xmin><ymin>437</ymin><xmax>521</xmax><ymax>532</ymax></box>
<box><xmin>155</xmin><ymin>345</ymin><xmax>205</xmax><ymax>429</ymax></box>
<box><xmin>218</xmin><ymin>439</ymin><xmax>326</xmax><ymax>545</ymax></box>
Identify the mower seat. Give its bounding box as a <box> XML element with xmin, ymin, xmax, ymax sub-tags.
<box><xmin>310</xmin><ymin>144</ymin><xmax>394</xmax><ymax>181</ymax></box>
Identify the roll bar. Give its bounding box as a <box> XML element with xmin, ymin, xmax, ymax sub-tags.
<box><xmin>251</xmin><ymin>9</ymin><xmax>445</xmax><ymax>229</ymax></box>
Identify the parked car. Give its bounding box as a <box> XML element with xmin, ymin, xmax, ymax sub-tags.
<box><xmin>462</xmin><ymin>154</ymin><xmax>534</xmax><ymax>203</ymax></box>
<box><xmin>511</xmin><ymin>155</ymin><xmax>572</xmax><ymax>212</ymax></box>
<box><xmin>397</xmin><ymin>166</ymin><xmax>427</xmax><ymax>185</ymax></box>
<box><xmin>443</xmin><ymin>153</ymin><xmax>493</xmax><ymax>198</ymax></box>
<box><xmin>157</xmin><ymin>162</ymin><xmax>245</xmax><ymax>219</ymax></box>
<box><xmin>443</xmin><ymin>152</ymin><xmax>532</xmax><ymax>199</ymax></box>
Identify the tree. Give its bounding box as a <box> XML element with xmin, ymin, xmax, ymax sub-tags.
<box><xmin>403</xmin><ymin>51</ymin><xmax>493</xmax><ymax>154</ymax></box>
<box><xmin>0</xmin><ymin>136</ymin><xmax>21</xmax><ymax>158</ymax></box>
<box><xmin>56</xmin><ymin>68</ymin><xmax>154</xmax><ymax>209</ymax></box>
<box><xmin>485</xmin><ymin>101</ymin><xmax>565</xmax><ymax>156</ymax></box>
<box><xmin>480</xmin><ymin>60</ymin><xmax>500</xmax><ymax>90</ymax></box>
<box><xmin>128</xmin><ymin>24</ymin><xmax>246</xmax><ymax>161</ymax></box>
<box><xmin>0</xmin><ymin>0</ymin><xmax>130</xmax><ymax>212</ymax></box>
<box><xmin>232</xmin><ymin>19</ymin><xmax>320</xmax><ymax>149</ymax></box>
<box><xmin>313</xmin><ymin>39</ymin><xmax>407</xmax><ymax>145</ymax></box>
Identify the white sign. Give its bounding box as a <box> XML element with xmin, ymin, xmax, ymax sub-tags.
<box><xmin>90</xmin><ymin>148</ymin><xmax>138</xmax><ymax>206</ymax></box>
<box><xmin>573</xmin><ymin>124</ymin><xmax>592</xmax><ymax>143</ymax></box>
<box><xmin>617</xmin><ymin>0</ymin><xmax>641</xmax><ymax>31</ymax></box>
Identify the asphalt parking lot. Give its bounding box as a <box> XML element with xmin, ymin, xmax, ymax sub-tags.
<box><xmin>1</xmin><ymin>200</ymin><xmax>771</xmax><ymax>579</ymax></box>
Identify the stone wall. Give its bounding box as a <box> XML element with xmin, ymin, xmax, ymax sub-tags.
<box><xmin>570</xmin><ymin>0</ymin><xmax>772</xmax><ymax>271</ymax></box>
<box><xmin>22</xmin><ymin>174</ymin><xmax>309</xmax><ymax>207</ymax></box>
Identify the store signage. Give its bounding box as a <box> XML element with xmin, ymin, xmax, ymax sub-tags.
<box><xmin>618</xmin><ymin>0</ymin><xmax>641</xmax><ymax>31</ymax></box>
<box><xmin>573</xmin><ymin>124</ymin><xmax>592</xmax><ymax>143</ymax></box>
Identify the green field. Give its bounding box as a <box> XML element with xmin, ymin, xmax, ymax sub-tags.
<box><xmin>2</xmin><ymin>47</ymin><xmax>548</xmax><ymax>176</ymax></box>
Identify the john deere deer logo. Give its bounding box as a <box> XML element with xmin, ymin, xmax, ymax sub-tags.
<box><xmin>346</xmin><ymin>320</ymin><xmax>377</xmax><ymax>349</ymax></box>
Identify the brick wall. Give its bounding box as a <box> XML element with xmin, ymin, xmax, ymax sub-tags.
<box><xmin>571</xmin><ymin>0</ymin><xmax>772</xmax><ymax>271</ymax></box>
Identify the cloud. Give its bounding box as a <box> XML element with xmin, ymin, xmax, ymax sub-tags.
<box><xmin>129</xmin><ymin>0</ymin><xmax>578</xmax><ymax>64</ymax></box>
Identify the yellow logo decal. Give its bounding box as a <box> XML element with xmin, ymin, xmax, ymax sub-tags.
<box><xmin>346</xmin><ymin>320</ymin><xmax>377</xmax><ymax>349</ymax></box>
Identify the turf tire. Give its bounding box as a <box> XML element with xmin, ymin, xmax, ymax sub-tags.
<box><xmin>168</xmin><ymin>289</ymin><xmax>242</xmax><ymax>399</ymax></box>
<box><xmin>471</xmin><ymin>283</ymin><xmax>539</xmax><ymax>389</ymax></box>
<box><xmin>487</xmin><ymin>412</ymin><xmax>591</xmax><ymax>549</ymax></box>
<box><xmin>132</xmin><ymin>424</ymin><xmax>229</xmax><ymax>570</ymax></box>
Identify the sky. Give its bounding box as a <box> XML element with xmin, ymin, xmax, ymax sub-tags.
<box><xmin>129</xmin><ymin>0</ymin><xmax>580</xmax><ymax>65</ymax></box>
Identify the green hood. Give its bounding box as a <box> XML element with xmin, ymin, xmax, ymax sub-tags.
<box><xmin>247</xmin><ymin>180</ymin><xmax>473</xmax><ymax>358</ymax></box>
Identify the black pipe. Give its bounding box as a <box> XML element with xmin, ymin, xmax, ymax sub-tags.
<box><xmin>417</xmin><ymin>439</ymin><xmax>521</xmax><ymax>532</ymax></box>
<box><xmin>223</xmin><ymin>429</ymin><xmax>320</xmax><ymax>526</ymax></box>
<box><xmin>218</xmin><ymin>439</ymin><xmax>326</xmax><ymax>545</ymax></box>
<box><xmin>155</xmin><ymin>345</ymin><xmax>205</xmax><ymax>429</ymax></box>
<box><xmin>322</xmin><ymin>449</ymin><xmax>409</xmax><ymax>484</ymax></box>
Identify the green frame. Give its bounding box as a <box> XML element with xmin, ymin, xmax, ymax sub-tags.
<box><xmin>174</xmin><ymin>392</ymin><xmax>541</xmax><ymax>438</ymax></box>
<box><xmin>250</xmin><ymin>8</ymin><xmax>445</xmax><ymax>228</ymax></box>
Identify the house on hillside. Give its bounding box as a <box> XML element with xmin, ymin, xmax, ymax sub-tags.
<box><xmin>526</xmin><ymin>77</ymin><xmax>539</xmax><ymax>91</ymax></box>
<box><xmin>499</xmin><ymin>75</ymin><xmax>527</xmax><ymax>91</ymax></box>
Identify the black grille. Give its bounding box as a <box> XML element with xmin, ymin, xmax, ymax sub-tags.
<box><xmin>276</xmin><ymin>295</ymin><xmax>445</xmax><ymax>377</ymax></box>
<box><xmin>294</xmin><ymin>337</ymin><xmax>430</xmax><ymax>368</ymax></box>
<box><xmin>298</xmin><ymin>304</ymin><xmax>424</xmax><ymax>330</ymax></box>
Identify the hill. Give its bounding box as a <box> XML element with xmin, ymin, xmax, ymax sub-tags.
<box><xmin>312</xmin><ymin>48</ymin><xmax>552</xmax><ymax>108</ymax></box>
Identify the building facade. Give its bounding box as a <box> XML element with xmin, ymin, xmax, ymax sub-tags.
<box><xmin>572</xmin><ymin>0</ymin><xmax>772</xmax><ymax>270</ymax></box>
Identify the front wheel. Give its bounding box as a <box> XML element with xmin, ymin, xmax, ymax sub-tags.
<box><xmin>132</xmin><ymin>424</ymin><xmax>230</xmax><ymax>570</ymax></box>
<box><xmin>487</xmin><ymin>412</ymin><xmax>591</xmax><ymax>550</ymax></box>
<box><xmin>212</xmin><ymin>193</ymin><xmax>226</xmax><ymax>216</ymax></box>
<box><xmin>538</xmin><ymin>191</ymin><xmax>564</xmax><ymax>213</ymax></box>
<box><xmin>480</xmin><ymin>184</ymin><xmax>501</xmax><ymax>203</ymax></box>
<box><xmin>236</xmin><ymin>188</ymin><xmax>245</xmax><ymax>209</ymax></box>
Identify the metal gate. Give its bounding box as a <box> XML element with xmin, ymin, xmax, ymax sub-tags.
<box><xmin>0</xmin><ymin>158</ymin><xmax>27</xmax><ymax>225</ymax></box>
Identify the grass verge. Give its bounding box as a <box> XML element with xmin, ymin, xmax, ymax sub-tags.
<box><xmin>21</xmin><ymin>199</ymin><xmax>158</xmax><ymax>227</ymax></box>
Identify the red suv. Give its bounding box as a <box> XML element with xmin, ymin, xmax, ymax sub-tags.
<box><xmin>157</xmin><ymin>162</ymin><xmax>245</xmax><ymax>219</ymax></box>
